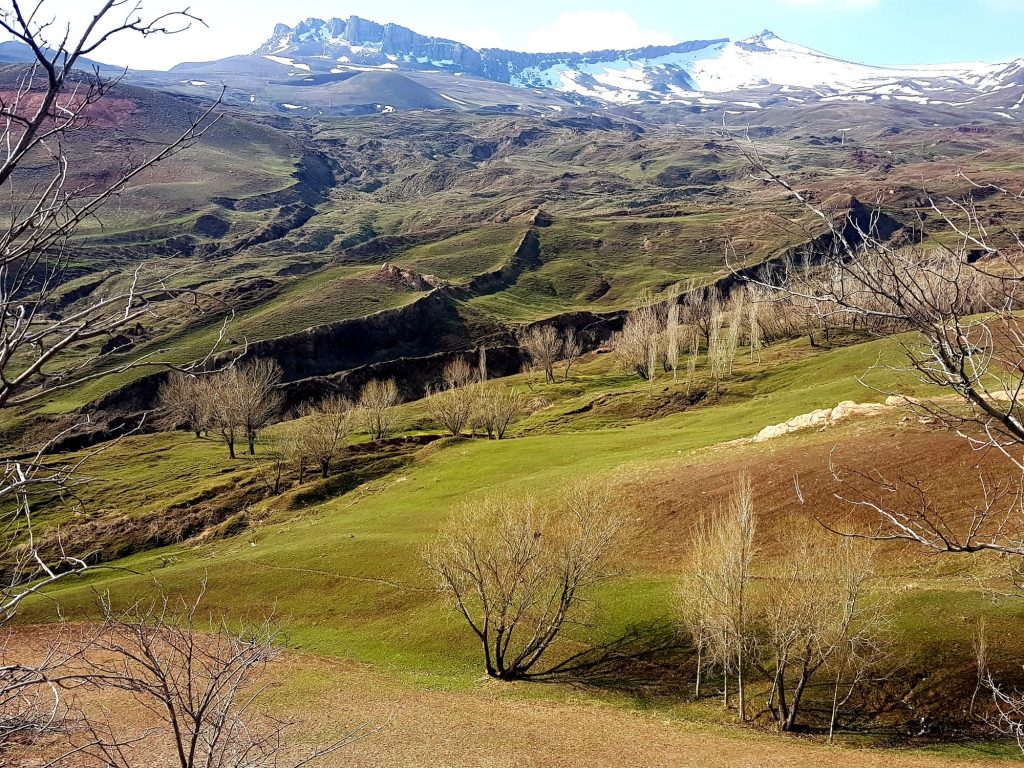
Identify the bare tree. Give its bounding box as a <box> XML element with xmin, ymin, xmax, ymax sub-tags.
<box><xmin>159</xmin><ymin>371</ymin><xmax>209</xmax><ymax>438</ymax></box>
<box><xmin>199</xmin><ymin>360</ymin><xmax>283</xmax><ymax>458</ymax></box>
<box><xmin>666</xmin><ymin>301</ymin><xmax>681</xmax><ymax>383</ymax></box>
<box><xmin>757</xmin><ymin>521</ymin><xmax>882</xmax><ymax>732</ymax></box>
<box><xmin>679</xmin><ymin>473</ymin><xmax>756</xmax><ymax>720</ymax></box>
<box><xmin>685</xmin><ymin>332</ymin><xmax>700</xmax><ymax>396</ymax></box>
<box><xmin>201</xmin><ymin>373</ymin><xmax>241</xmax><ymax>459</ymax></box>
<box><xmin>677</xmin><ymin>543</ymin><xmax>714</xmax><ymax>700</ymax></box>
<box><xmin>84</xmin><ymin>584</ymin><xmax>366</xmax><ymax>768</ymax></box>
<box><xmin>300</xmin><ymin>396</ymin><xmax>352</xmax><ymax>478</ymax></box>
<box><xmin>280</xmin><ymin>423</ymin><xmax>311</xmax><ymax>486</ymax></box>
<box><xmin>425</xmin><ymin>482</ymin><xmax>622</xmax><ymax>679</ymax></box>
<box><xmin>235</xmin><ymin>360</ymin><xmax>284</xmax><ymax>456</ymax></box>
<box><xmin>473</xmin><ymin>384</ymin><xmax>528</xmax><ymax>439</ymax></box>
<box><xmin>0</xmin><ymin>4</ymin><xmax>228</xmax><ymax>757</ymax></box>
<box><xmin>682</xmin><ymin>285</ymin><xmax>722</xmax><ymax>350</ymax></box>
<box><xmin>747</xmin><ymin>286</ymin><xmax>764</xmax><ymax>365</ymax></box>
<box><xmin>611</xmin><ymin>294</ymin><xmax>663</xmax><ymax>381</ymax></box>
<box><xmin>477</xmin><ymin>346</ymin><xmax>488</xmax><ymax>383</ymax></box>
<box><xmin>562</xmin><ymin>328</ymin><xmax>582</xmax><ymax>382</ymax></box>
<box><xmin>706</xmin><ymin>303</ymin><xmax>730</xmax><ymax>393</ymax></box>
<box><xmin>249</xmin><ymin>434</ymin><xmax>289</xmax><ymax>496</ymax></box>
<box><xmin>356</xmin><ymin>378</ymin><xmax>401</xmax><ymax>442</ymax></box>
<box><xmin>425</xmin><ymin>358</ymin><xmax>478</xmax><ymax>437</ymax></box>
<box><xmin>518</xmin><ymin>326</ymin><xmax>562</xmax><ymax>385</ymax></box>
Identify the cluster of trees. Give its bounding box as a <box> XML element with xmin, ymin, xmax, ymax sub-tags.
<box><xmin>611</xmin><ymin>250</ymin><xmax>942</xmax><ymax>395</ymax></box>
<box><xmin>160</xmin><ymin>352</ymin><xmax>537</xmax><ymax>481</ymax></box>
<box><xmin>518</xmin><ymin>325</ymin><xmax>582</xmax><ymax>384</ymax></box>
<box><xmin>160</xmin><ymin>360</ymin><xmax>284</xmax><ymax>458</ymax></box>
<box><xmin>161</xmin><ymin>367</ymin><xmax>405</xmax><ymax>484</ymax></box>
<box><xmin>611</xmin><ymin>286</ymin><xmax>766</xmax><ymax>394</ymax></box>
<box><xmin>679</xmin><ymin>475</ymin><xmax>885</xmax><ymax>735</ymax></box>
<box><xmin>427</xmin><ymin>475</ymin><xmax>885</xmax><ymax>735</ymax></box>
<box><xmin>425</xmin><ymin>357</ymin><xmax>532</xmax><ymax>439</ymax></box>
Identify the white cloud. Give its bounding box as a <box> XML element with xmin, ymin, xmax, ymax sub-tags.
<box><xmin>417</xmin><ymin>23</ymin><xmax>505</xmax><ymax>50</ymax></box>
<box><xmin>524</xmin><ymin>11</ymin><xmax>675</xmax><ymax>53</ymax></box>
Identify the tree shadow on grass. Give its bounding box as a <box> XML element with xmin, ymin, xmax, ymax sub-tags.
<box><xmin>531</xmin><ymin>621</ymin><xmax>695</xmax><ymax>704</ymax></box>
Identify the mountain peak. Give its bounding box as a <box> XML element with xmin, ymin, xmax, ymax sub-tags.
<box><xmin>246</xmin><ymin>14</ymin><xmax>1018</xmax><ymax>111</ymax></box>
<box><xmin>736</xmin><ymin>29</ymin><xmax>784</xmax><ymax>50</ymax></box>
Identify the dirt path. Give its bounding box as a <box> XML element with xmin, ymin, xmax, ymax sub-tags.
<box><xmin>276</xmin><ymin>656</ymin><xmax>995</xmax><ymax>768</ymax></box>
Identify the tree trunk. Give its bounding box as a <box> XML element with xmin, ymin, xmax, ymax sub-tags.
<box><xmin>784</xmin><ymin>661</ymin><xmax>812</xmax><ymax>732</ymax></box>
<box><xmin>694</xmin><ymin>646</ymin><xmax>703</xmax><ymax>698</ymax></box>
<box><xmin>247</xmin><ymin>431</ymin><xmax>256</xmax><ymax>455</ymax></box>
<box><xmin>767</xmin><ymin>668</ymin><xmax>779</xmax><ymax>721</ymax></box>
<box><xmin>738</xmin><ymin>647</ymin><xmax>746</xmax><ymax>722</ymax></box>
<box><xmin>829</xmin><ymin>666</ymin><xmax>842</xmax><ymax>742</ymax></box>
<box><xmin>320</xmin><ymin>460</ymin><xmax>330</xmax><ymax>479</ymax></box>
<box><xmin>776</xmin><ymin>667</ymin><xmax>790</xmax><ymax>729</ymax></box>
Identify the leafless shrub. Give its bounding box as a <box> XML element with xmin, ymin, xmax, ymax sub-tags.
<box><xmin>299</xmin><ymin>395</ymin><xmax>352</xmax><ymax>478</ymax></box>
<box><xmin>425</xmin><ymin>482</ymin><xmax>623</xmax><ymax>679</ymax></box>
<box><xmin>159</xmin><ymin>372</ymin><xmax>210</xmax><ymax>438</ymax></box>
<box><xmin>425</xmin><ymin>359</ymin><xmax>478</xmax><ymax>437</ymax></box>
<box><xmin>473</xmin><ymin>384</ymin><xmax>528</xmax><ymax>439</ymax></box>
<box><xmin>518</xmin><ymin>326</ymin><xmax>563</xmax><ymax>384</ymax></box>
<box><xmin>80</xmin><ymin>584</ymin><xmax>368</xmax><ymax>768</ymax></box>
<box><xmin>356</xmin><ymin>379</ymin><xmax>401</xmax><ymax>442</ymax></box>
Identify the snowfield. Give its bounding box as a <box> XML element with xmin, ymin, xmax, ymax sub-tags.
<box><xmin>508</xmin><ymin>31</ymin><xmax>1017</xmax><ymax>106</ymax></box>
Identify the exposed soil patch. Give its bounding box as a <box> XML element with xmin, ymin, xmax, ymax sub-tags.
<box><xmin>6</xmin><ymin>628</ymin><xmax>987</xmax><ymax>768</ymax></box>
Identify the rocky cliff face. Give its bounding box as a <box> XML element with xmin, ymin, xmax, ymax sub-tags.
<box><xmin>252</xmin><ymin>15</ymin><xmax>721</xmax><ymax>88</ymax></box>
<box><xmin>255</xmin><ymin>15</ymin><xmax>486</xmax><ymax>73</ymax></box>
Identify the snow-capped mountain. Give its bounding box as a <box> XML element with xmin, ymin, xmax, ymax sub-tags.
<box><xmin>247</xmin><ymin>16</ymin><xmax>1024</xmax><ymax>111</ymax></box>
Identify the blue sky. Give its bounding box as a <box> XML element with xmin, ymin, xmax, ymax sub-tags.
<box><xmin>37</xmin><ymin>0</ymin><xmax>1024</xmax><ymax>70</ymax></box>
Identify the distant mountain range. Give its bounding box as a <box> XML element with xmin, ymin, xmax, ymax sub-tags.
<box><xmin>246</xmin><ymin>16</ymin><xmax>1024</xmax><ymax>108</ymax></box>
<box><xmin>5</xmin><ymin>14</ymin><xmax>1024</xmax><ymax>121</ymax></box>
